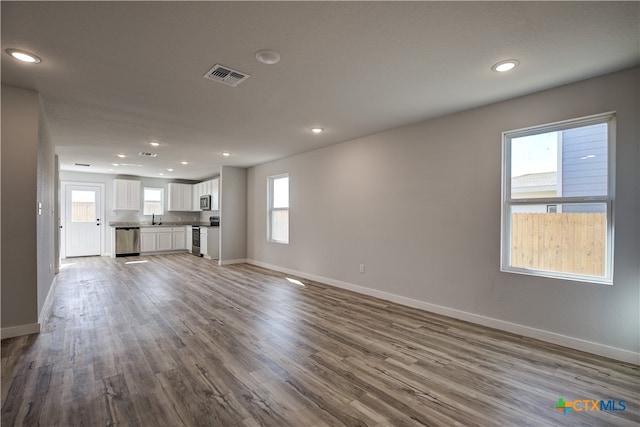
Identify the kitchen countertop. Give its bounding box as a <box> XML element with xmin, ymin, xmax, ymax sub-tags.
<box><xmin>109</xmin><ymin>222</ymin><xmax>219</xmax><ymax>228</ymax></box>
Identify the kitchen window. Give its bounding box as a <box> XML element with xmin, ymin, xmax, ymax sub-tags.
<box><xmin>143</xmin><ymin>187</ymin><xmax>164</xmax><ymax>216</ymax></box>
<box><xmin>268</xmin><ymin>174</ymin><xmax>289</xmax><ymax>244</ymax></box>
<box><xmin>501</xmin><ymin>112</ymin><xmax>615</xmax><ymax>284</ymax></box>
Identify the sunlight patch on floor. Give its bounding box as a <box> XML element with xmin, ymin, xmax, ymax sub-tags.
<box><xmin>125</xmin><ymin>260</ymin><xmax>149</xmax><ymax>265</ymax></box>
<box><xmin>286</xmin><ymin>277</ymin><xmax>305</xmax><ymax>287</ymax></box>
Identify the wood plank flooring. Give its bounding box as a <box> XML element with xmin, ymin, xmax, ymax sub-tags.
<box><xmin>2</xmin><ymin>254</ymin><xmax>639</xmax><ymax>426</ymax></box>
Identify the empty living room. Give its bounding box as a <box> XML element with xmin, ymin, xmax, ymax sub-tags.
<box><xmin>1</xmin><ymin>2</ymin><xmax>639</xmax><ymax>426</ymax></box>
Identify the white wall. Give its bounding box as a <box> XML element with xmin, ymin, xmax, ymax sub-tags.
<box><xmin>247</xmin><ymin>68</ymin><xmax>640</xmax><ymax>362</ymax></box>
<box><xmin>1</xmin><ymin>85</ymin><xmax>40</xmax><ymax>336</ymax></box>
<box><xmin>36</xmin><ymin>98</ymin><xmax>57</xmax><ymax>316</ymax></box>
<box><xmin>219</xmin><ymin>166</ymin><xmax>247</xmax><ymax>263</ymax></box>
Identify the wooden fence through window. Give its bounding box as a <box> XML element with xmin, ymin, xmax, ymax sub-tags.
<box><xmin>71</xmin><ymin>201</ymin><xmax>95</xmax><ymax>222</ymax></box>
<box><xmin>511</xmin><ymin>212</ymin><xmax>606</xmax><ymax>276</ymax></box>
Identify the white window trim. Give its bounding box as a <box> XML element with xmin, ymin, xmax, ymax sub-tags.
<box><xmin>143</xmin><ymin>187</ymin><xmax>165</xmax><ymax>216</ymax></box>
<box><xmin>267</xmin><ymin>173</ymin><xmax>289</xmax><ymax>244</ymax></box>
<box><xmin>500</xmin><ymin>112</ymin><xmax>616</xmax><ymax>285</ymax></box>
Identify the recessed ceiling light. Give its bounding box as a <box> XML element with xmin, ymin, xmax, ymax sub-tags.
<box><xmin>117</xmin><ymin>154</ymin><xmax>126</xmax><ymax>158</ymax></box>
<box><xmin>5</xmin><ymin>48</ymin><xmax>41</xmax><ymax>64</ymax></box>
<box><xmin>311</xmin><ymin>127</ymin><xmax>324</xmax><ymax>134</ymax></box>
<box><xmin>167</xmin><ymin>168</ymin><xmax>174</xmax><ymax>172</ymax></box>
<box><xmin>492</xmin><ymin>60</ymin><xmax>519</xmax><ymax>72</ymax></box>
<box><xmin>150</xmin><ymin>142</ymin><xmax>160</xmax><ymax>147</ymax></box>
<box><xmin>181</xmin><ymin>161</ymin><xmax>188</xmax><ymax>165</ymax></box>
<box><xmin>255</xmin><ymin>49</ymin><xmax>281</xmax><ymax>65</ymax></box>
<box><xmin>222</xmin><ymin>152</ymin><xmax>231</xmax><ymax>157</ymax></box>
<box><xmin>158</xmin><ymin>172</ymin><xmax>164</xmax><ymax>176</ymax></box>
<box><xmin>112</xmin><ymin>163</ymin><xmax>119</xmax><ymax>166</ymax></box>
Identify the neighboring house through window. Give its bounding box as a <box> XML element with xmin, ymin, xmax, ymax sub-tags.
<box><xmin>502</xmin><ymin>112</ymin><xmax>615</xmax><ymax>283</ymax></box>
<box><xmin>268</xmin><ymin>174</ymin><xmax>289</xmax><ymax>244</ymax></box>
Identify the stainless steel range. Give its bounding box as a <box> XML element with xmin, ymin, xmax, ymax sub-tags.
<box><xmin>192</xmin><ymin>226</ymin><xmax>201</xmax><ymax>257</ymax></box>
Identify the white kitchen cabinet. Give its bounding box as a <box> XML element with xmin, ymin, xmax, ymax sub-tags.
<box><xmin>193</xmin><ymin>182</ymin><xmax>203</xmax><ymax>211</ymax></box>
<box><xmin>192</xmin><ymin>178</ymin><xmax>220</xmax><ymax>211</ymax></box>
<box><xmin>140</xmin><ymin>226</ymin><xmax>187</xmax><ymax>252</ymax></box>
<box><xmin>200</xmin><ymin>226</ymin><xmax>208</xmax><ymax>257</ymax></box>
<box><xmin>210</xmin><ymin>178</ymin><xmax>219</xmax><ymax>210</ymax></box>
<box><xmin>167</xmin><ymin>183</ymin><xmax>194</xmax><ymax>211</ymax></box>
<box><xmin>140</xmin><ymin>228</ymin><xmax>157</xmax><ymax>252</ymax></box>
<box><xmin>113</xmin><ymin>179</ymin><xmax>141</xmax><ymax>210</ymax></box>
<box><xmin>172</xmin><ymin>227</ymin><xmax>186</xmax><ymax>250</ymax></box>
<box><xmin>156</xmin><ymin>230</ymin><xmax>173</xmax><ymax>251</ymax></box>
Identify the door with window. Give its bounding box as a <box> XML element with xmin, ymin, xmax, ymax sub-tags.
<box><xmin>65</xmin><ymin>185</ymin><xmax>102</xmax><ymax>257</ymax></box>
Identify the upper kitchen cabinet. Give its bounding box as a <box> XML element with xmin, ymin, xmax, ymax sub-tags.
<box><xmin>193</xmin><ymin>182</ymin><xmax>204</xmax><ymax>210</ymax></box>
<box><xmin>209</xmin><ymin>178</ymin><xmax>219</xmax><ymax>210</ymax></box>
<box><xmin>113</xmin><ymin>179</ymin><xmax>141</xmax><ymax>210</ymax></box>
<box><xmin>167</xmin><ymin>183</ymin><xmax>195</xmax><ymax>211</ymax></box>
<box><xmin>192</xmin><ymin>178</ymin><xmax>219</xmax><ymax>211</ymax></box>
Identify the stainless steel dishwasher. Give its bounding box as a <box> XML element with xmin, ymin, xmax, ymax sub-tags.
<box><xmin>115</xmin><ymin>227</ymin><xmax>140</xmax><ymax>257</ymax></box>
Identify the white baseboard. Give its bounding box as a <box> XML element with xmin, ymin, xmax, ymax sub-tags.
<box><xmin>246</xmin><ymin>259</ymin><xmax>639</xmax><ymax>365</ymax></box>
<box><xmin>1</xmin><ymin>323</ymin><xmax>40</xmax><ymax>340</ymax></box>
<box><xmin>38</xmin><ymin>275</ymin><xmax>58</xmax><ymax>325</ymax></box>
<box><xmin>219</xmin><ymin>258</ymin><xmax>248</xmax><ymax>266</ymax></box>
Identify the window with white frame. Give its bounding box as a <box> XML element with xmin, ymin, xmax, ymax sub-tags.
<box><xmin>143</xmin><ymin>187</ymin><xmax>164</xmax><ymax>215</ymax></box>
<box><xmin>501</xmin><ymin>112</ymin><xmax>615</xmax><ymax>284</ymax></box>
<box><xmin>268</xmin><ymin>174</ymin><xmax>289</xmax><ymax>244</ymax></box>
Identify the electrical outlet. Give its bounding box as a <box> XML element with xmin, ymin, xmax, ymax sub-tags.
<box><xmin>359</xmin><ymin>264</ymin><xmax>365</xmax><ymax>273</ymax></box>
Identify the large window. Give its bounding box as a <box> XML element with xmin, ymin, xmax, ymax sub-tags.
<box><xmin>501</xmin><ymin>112</ymin><xmax>615</xmax><ymax>284</ymax></box>
<box><xmin>143</xmin><ymin>187</ymin><xmax>164</xmax><ymax>215</ymax></box>
<box><xmin>268</xmin><ymin>174</ymin><xmax>289</xmax><ymax>244</ymax></box>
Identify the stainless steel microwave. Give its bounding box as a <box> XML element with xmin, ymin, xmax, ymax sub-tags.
<box><xmin>199</xmin><ymin>195</ymin><xmax>211</xmax><ymax>210</ymax></box>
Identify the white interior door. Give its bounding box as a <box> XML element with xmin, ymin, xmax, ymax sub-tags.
<box><xmin>65</xmin><ymin>185</ymin><xmax>102</xmax><ymax>257</ymax></box>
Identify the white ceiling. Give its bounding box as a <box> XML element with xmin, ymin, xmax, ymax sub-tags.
<box><xmin>2</xmin><ymin>2</ymin><xmax>639</xmax><ymax>180</ymax></box>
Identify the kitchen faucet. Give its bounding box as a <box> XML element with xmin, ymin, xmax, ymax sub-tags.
<box><xmin>152</xmin><ymin>213</ymin><xmax>156</xmax><ymax>225</ymax></box>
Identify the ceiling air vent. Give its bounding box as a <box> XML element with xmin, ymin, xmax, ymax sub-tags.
<box><xmin>74</xmin><ymin>162</ymin><xmax>91</xmax><ymax>167</ymax></box>
<box><xmin>138</xmin><ymin>152</ymin><xmax>158</xmax><ymax>158</ymax></box>
<box><xmin>203</xmin><ymin>64</ymin><xmax>250</xmax><ymax>87</ymax></box>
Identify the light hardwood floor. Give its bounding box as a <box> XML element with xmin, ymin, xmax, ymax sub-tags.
<box><xmin>2</xmin><ymin>254</ymin><xmax>638</xmax><ymax>426</ymax></box>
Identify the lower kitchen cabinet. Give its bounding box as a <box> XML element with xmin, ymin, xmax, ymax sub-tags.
<box><xmin>200</xmin><ymin>227</ymin><xmax>208</xmax><ymax>257</ymax></box>
<box><xmin>172</xmin><ymin>227</ymin><xmax>186</xmax><ymax>250</ymax></box>
<box><xmin>140</xmin><ymin>230</ymin><xmax>157</xmax><ymax>252</ymax></box>
<box><xmin>157</xmin><ymin>230</ymin><xmax>173</xmax><ymax>251</ymax></box>
<box><xmin>198</xmin><ymin>226</ymin><xmax>220</xmax><ymax>260</ymax></box>
<box><xmin>140</xmin><ymin>226</ymin><xmax>188</xmax><ymax>253</ymax></box>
